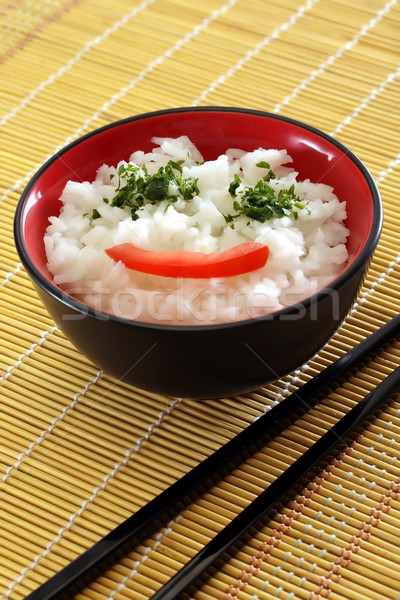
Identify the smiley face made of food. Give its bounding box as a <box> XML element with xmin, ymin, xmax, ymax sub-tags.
<box><xmin>44</xmin><ymin>136</ymin><xmax>348</xmax><ymax>324</ymax></box>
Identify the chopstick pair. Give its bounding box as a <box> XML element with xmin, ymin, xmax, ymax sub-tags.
<box><xmin>151</xmin><ymin>361</ymin><xmax>400</xmax><ymax>600</ymax></box>
<box><xmin>26</xmin><ymin>315</ymin><xmax>400</xmax><ymax>600</ymax></box>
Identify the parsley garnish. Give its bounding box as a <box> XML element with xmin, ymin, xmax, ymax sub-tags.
<box><xmin>225</xmin><ymin>163</ymin><xmax>309</xmax><ymax>224</ymax></box>
<box><xmin>255</xmin><ymin>161</ymin><xmax>276</xmax><ymax>182</ymax></box>
<box><xmin>228</xmin><ymin>173</ymin><xmax>241</xmax><ymax>197</ymax></box>
<box><xmin>104</xmin><ymin>160</ymin><xmax>199</xmax><ymax>219</ymax></box>
<box><xmin>90</xmin><ymin>157</ymin><xmax>309</xmax><ymax>226</ymax></box>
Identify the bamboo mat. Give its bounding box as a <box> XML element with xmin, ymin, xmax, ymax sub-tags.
<box><xmin>1</xmin><ymin>0</ymin><xmax>400</xmax><ymax>598</ymax></box>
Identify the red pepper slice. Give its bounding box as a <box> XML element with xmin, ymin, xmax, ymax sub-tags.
<box><xmin>105</xmin><ymin>241</ymin><xmax>269</xmax><ymax>278</ymax></box>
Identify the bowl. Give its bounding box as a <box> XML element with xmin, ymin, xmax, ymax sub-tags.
<box><xmin>14</xmin><ymin>107</ymin><xmax>382</xmax><ymax>399</ymax></box>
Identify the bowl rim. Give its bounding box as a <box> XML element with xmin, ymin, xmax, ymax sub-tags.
<box><xmin>14</xmin><ymin>105</ymin><xmax>383</xmax><ymax>332</ymax></box>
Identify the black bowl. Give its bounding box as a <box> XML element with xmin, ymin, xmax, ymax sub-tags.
<box><xmin>14</xmin><ymin>107</ymin><xmax>382</xmax><ymax>399</ymax></box>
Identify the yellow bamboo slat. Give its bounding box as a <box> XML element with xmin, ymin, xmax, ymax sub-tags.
<box><xmin>1</xmin><ymin>0</ymin><xmax>400</xmax><ymax>599</ymax></box>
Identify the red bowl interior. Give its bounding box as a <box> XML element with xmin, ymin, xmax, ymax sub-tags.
<box><xmin>19</xmin><ymin>108</ymin><xmax>377</xmax><ymax>286</ymax></box>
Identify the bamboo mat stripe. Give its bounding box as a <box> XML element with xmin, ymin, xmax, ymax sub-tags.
<box><xmin>1</xmin><ymin>0</ymin><xmax>400</xmax><ymax>599</ymax></box>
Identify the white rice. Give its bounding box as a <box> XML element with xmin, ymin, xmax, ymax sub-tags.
<box><xmin>44</xmin><ymin>136</ymin><xmax>349</xmax><ymax>325</ymax></box>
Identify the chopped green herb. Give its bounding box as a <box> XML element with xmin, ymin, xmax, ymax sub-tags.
<box><xmin>228</xmin><ymin>173</ymin><xmax>241</xmax><ymax>197</ymax></box>
<box><xmin>263</xmin><ymin>170</ymin><xmax>276</xmax><ymax>182</ymax></box>
<box><xmin>100</xmin><ymin>160</ymin><xmax>199</xmax><ymax>220</ymax></box>
<box><xmin>294</xmin><ymin>200</ymin><xmax>305</xmax><ymax>210</ymax></box>
<box><xmin>89</xmin><ymin>158</ymin><xmax>309</xmax><ymax>227</ymax></box>
<box><xmin>256</xmin><ymin>161</ymin><xmax>276</xmax><ymax>182</ymax></box>
<box><xmin>224</xmin><ymin>176</ymin><xmax>309</xmax><ymax>225</ymax></box>
<box><xmin>175</xmin><ymin>174</ymin><xmax>200</xmax><ymax>200</ymax></box>
<box><xmin>144</xmin><ymin>173</ymin><xmax>169</xmax><ymax>201</ymax></box>
<box><xmin>167</xmin><ymin>159</ymin><xmax>185</xmax><ymax>174</ymax></box>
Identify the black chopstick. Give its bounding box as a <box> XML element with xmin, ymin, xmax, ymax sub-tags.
<box><xmin>25</xmin><ymin>315</ymin><xmax>400</xmax><ymax>600</ymax></box>
<box><xmin>150</xmin><ymin>364</ymin><xmax>400</xmax><ymax>600</ymax></box>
